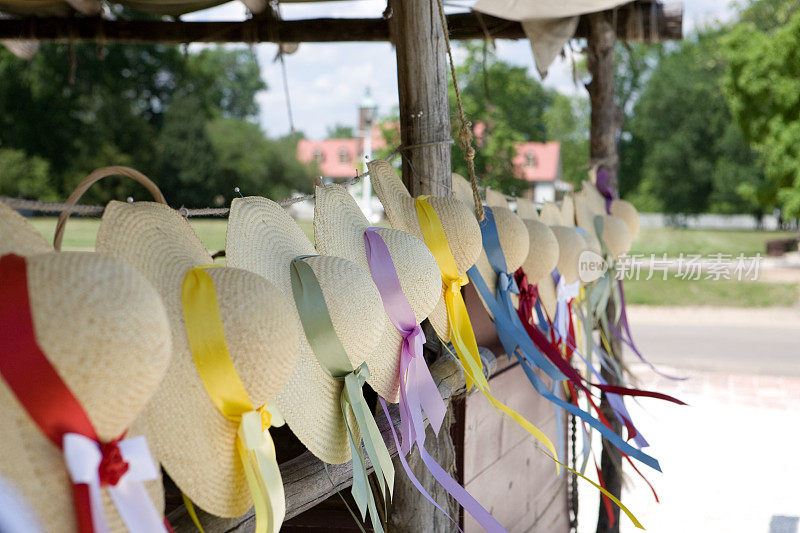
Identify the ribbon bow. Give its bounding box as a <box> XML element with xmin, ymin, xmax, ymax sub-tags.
<box><xmin>181</xmin><ymin>266</ymin><xmax>285</xmax><ymax>533</ymax></box>
<box><xmin>289</xmin><ymin>256</ymin><xmax>394</xmax><ymax>533</ymax></box>
<box><xmin>363</xmin><ymin>227</ymin><xmax>505</xmax><ymax>532</ymax></box>
<box><xmin>64</xmin><ymin>434</ymin><xmax>164</xmax><ymax>533</ymax></box>
<box><xmin>554</xmin><ymin>270</ymin><xmax>580</xmax><ymax>342</ymax></box>
<box><xmin>0</xmin><ymin>253</ymin><xmax>168</xmax><ymax>533</ymax></box>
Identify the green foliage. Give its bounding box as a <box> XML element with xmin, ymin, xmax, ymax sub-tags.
<box><xmin>621</xmin><ymin>31</ymin><xmax>765</xmax><ymax>215</ymax></box>
<box><xmin>206</xmin><ymin>118</ymin><xmax>313</xmax><ymax>202</ymax></box>
<box><xmin>449</xmin><ymin>43</ymin><xmax>586</xmax><ymax>195</ymax></box>
<box><xmin>0</xmin><ymin>148</ymin><xmax>55</xmax><ymax>200</ymax></box>
<box><xmin>0</xmin><ymin>42</ymin><xmax>311</xmax><ymax>207</ymax></box>
<box><xmin>543</xmin><ymin>94</ymin><xmax>589</xmax><ymax>187</ymax></box>
<box><xmin>723</xmin><ymin>5</ymin><xmax>800</xmax><ymax>217</ymax></box>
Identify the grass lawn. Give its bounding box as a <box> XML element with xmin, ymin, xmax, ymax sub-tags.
<box><xmin>622</xmin><ymin>277</ymin><xmax>799</xmax><ymax>307</ymax></box>
<box><xmin>629</xmin><ymin>227</ymin><xmax>797</xmax><ymax>257</ymax></box>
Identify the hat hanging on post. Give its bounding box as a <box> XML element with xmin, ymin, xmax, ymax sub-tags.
<box><xmin>574</xmin><ymin>181</ymin><xmax>632</xmax><ymax>259</ymax></box>
<box><xmin>71</xmin><ymin>168</ymin><xmax>299</xmax><ymax>526</ymax></box>
<box><xmin>226</xmin><ymin>196</ymin><xmax>395</xmax><ymax>533</ymax></box>
<box><xmin>0</xmin><ymin>202</ymin><xmax>172</xmax><ymax>533</ymax></box>
<box><xmin>450</xmin><ymin>173</ymin><xmax>529</xmax><ymax>307</ymax></box>
<box><xmin>369</xmin><ymin>159</ymin><xmax>482</xmax><ymax>343</ymax></box>
<box><xmin>313</xmin><ymin>183</ymin><xmax>441</xmax><ymax>403</ymax></box>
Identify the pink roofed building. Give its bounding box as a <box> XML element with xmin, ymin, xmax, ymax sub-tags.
<box><xmin>512</xmin><ymin>141</ymin><xmax>568</xmax><ymax>203</ymax></box>
<box><xmin>296</xmin><ymin>127</ymin><xmax>387</xmax><ymax>181</ymax></box>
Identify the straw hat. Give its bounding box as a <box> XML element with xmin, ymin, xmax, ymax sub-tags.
<box><xmin>369</xmin><ymin>160</ymin><xmax>481</xmax><ymax>342</ymax></box>
<box><xmin>96</xmin><ymin>200</ymin><xmax>299</xmax><ymax>518</ymax></box>
<box><xmin>489</xmin><ymin>195</ymin><xmax>559</xmax><ymax>286</ymax></box>
<box><xmin>536</xmin><ymin>200</ymin><xmax>589</xmax><ymax>285</ymax></box>
<box><xmin>314</xmin><ymin>184</ymin><xmax>441</xmax><ymax>403</ymax></box>
<box><xmin>226</xmin><ymin>196</ymin><xmax>388</xmax><ymax>465</ymax></box>
<box><xmin>450</xmin><ymin>174</ymin><xmax>529</xmax><ymax>303</ymax></box>
<box><xmin>537</xmin><ymin>273</ymin><xmax>557</xmax><ymax>319</ymax></box>
<box><xmin>483</xmin><ymin>187</ymin><xmax>508</xmax><ymax>209</ymax></box>
<box><xmin>515</xmin><ymin>197</ymin><xmax>539</xmax><ymax>221</ymax></box>
<box><xmin>0</xmin><ymin>209</ymin><xmax>172</xmax><ymax>532</ymax></box>
<box><xmin>574</xmin><ymin>183</ymin><xmax>632</xmax><ymax>259</ymax></box>
<box><xmin>0</xmin><ymin>202</ymin><xmax>52</xmax><ymax>256</ymax></box>
<box><xmin>610</xmin><ymin>199</ymin><xmax>640</xmax><ymax>239</ymax></box>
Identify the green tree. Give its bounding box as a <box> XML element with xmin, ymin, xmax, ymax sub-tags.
<box><xmin>449</xmin><ymin>43</ymin><xmax>556</xmax><ymax>195</ymax></box>
<box><xmin>723</xmin><ymin>6</ymin><xmax>800</xmax><ymax>216</ymax></box>
<box><xmin>207</xmin><ymin>118</ymin><xmax>314</xmax><ymax>202</ymax></box>
<box><xmin>622</xmin><ymin>31</ymin><xmax>765</xmax><ymax>215</ymax></box>
<box><xmin>326</xmin><ymin>124</ymin><xmax>355</xmax><ymax>138</ymax></box>
<box><xmin>543</xmin><ymin>94</ymin><xmax>589</xmax><ymax>187</ymax></box>
<box><xmin>0</xmin><ymin>148</ymin><xmax>55</xmax><ymax>200</ymax></box>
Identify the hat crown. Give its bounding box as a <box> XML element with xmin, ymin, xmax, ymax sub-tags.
<box><xmin>22</xmin><ymin>252</ymin><xmax>172</xmax><ymax>441</ymax></box>
<box><xmin>314</xmin><ymin>184</ymin><xmax>441</xmax><ymax>323</ymax></box>
<box><xmin>97</xmin><ymin>201</ymin><xmax>297</xmax><ymax>407</ymax></box>
<box><xmin>520</xmin><ymin>219</ymin><xmax>559</xmax><ymax>283</ymax></box>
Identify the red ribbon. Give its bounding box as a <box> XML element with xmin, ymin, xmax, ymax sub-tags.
<box><xmin>0</xmin><ymin>253</ymin><xmax>146</xmax><ymax>532</ymax></box>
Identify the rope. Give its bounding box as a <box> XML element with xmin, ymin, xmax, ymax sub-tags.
<box><xmin>434</xmin><ymin>0</ymin><xmax>484</xmax><ymax>221</ymax></box>
<box><xmin>569</xmin><ymin>414</ymin><xmax>579</xmax><ymax>532</ymax></box>
<box><xmin>0</xmin><ymin>142</ymin><xmax>467</xmax><ymax>218</ymax></box>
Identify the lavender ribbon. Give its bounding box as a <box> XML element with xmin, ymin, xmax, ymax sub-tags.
<box><xmin>364</xmin><ymin>228</ymin><xmax>506</xmax><ymax>533</ymax></box>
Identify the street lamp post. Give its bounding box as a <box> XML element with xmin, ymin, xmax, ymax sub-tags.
<box><xmin>359</xmin><ymin>88</ymin><xmax>378</xmax><ymax>221</ymax></box>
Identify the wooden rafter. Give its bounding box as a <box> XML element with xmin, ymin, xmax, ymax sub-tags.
<box><xmin>0</xmin><ymin>3</ymin><xmax>682</xmax><ymax>44</ymax></box>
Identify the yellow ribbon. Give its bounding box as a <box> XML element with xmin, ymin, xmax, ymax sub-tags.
<box><xmin>181</xmin><ymin>265</ymin><xmax>285</xmax><ymax>533</ymax></box>
<box><xmin>414</xmin><ymin>197</ymin><xmax>559</xmax><ymax>471</ymax></box>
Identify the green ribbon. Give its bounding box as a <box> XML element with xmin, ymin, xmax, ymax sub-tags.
<box><xmin>289</xmin><ymin>256</ymin><xmax>394</xmax><ymax>533</ymax></box>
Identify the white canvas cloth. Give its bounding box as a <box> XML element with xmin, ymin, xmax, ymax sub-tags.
<box><xmin>473</xmin><ymin>0</ymin><xmax>632</xmax><ymax>78</ymax></box>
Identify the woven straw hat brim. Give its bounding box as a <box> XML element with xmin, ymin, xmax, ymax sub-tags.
<box><xmin>484</xmin><ymin>188</ymin><xmax>508</xmax><ymax>209</ymax></box>
<box><xmin>537</xmin><ymin>273</ymin><xmax>557</xmax><ymax>319</ymax></box>
<box><xmin>515</xmin><ymin>197</ymin><xmax>539</xmax><ymax>221</ymax></box>
<box><xmin>549</xmin><ymin>226</ymin><xmax>588</xmax><ymax>285</ymax></box>
<box><xmin>0</xmin><ymin>251</ymin><xmax>171</xmax><ymax>532</ymax></box>
<box><xmin>520</xmin><ymin>219</ymin><xmax>559</xmax><ymax>284</ymax></box>
<box><xmin>369</xmin><ymin>160</ymin><xmax>481</xmax><ymax>342</ymax></box>
<box><xmin>574</xmin><ymin>193</ymin><xmax>632</xmax><ymax>259</ymax></box>
<box><xmin>582</xmin><ymin>180</ymin><xmax>607</xmax><ymax>214</ymax></box>
<box><xmin>226</xmin><ymin>196</ymin><xmax>387</xmax><ymax>465</ymax></box>
<box><xmin>0</xmin><ymin>202</ymin><xmax>52</xmax><ymax>256</ymax></box>
<box><xmin>610</xmin><ymin>199</ymin><xmax>640</xmax><ymax>239</ymax></box>
<box><xmin>96</xmin><ymin>201</ymin><xmax>298</xmax><ymax>517</ymax></box>
<box><xmin>539</xmin><ymin>203</ymin><xmax>563</xmax><ymax>226</ymax></box>
<box><xmin>314</xmin><ymin>184</ymin><xmax>441</xmax><ymax>403</ymax></box>
<box><xmin>561</xmin><ymin>195</ymin><xmax>575</xmax><ymax>226</ymax></box>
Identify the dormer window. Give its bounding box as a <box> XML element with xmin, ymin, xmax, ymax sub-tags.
<box><xmin>525</xmin><ymin>152</ymin><xmax>537</xmax><ymax>168</ymax></box>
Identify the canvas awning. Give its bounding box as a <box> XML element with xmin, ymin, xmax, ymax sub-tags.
<box><xmin>472</xmin><ymin>0</ymin><xmax>635</xmax><ymax>77</ymax></box>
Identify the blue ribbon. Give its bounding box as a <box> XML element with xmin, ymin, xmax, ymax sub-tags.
<box><xmin>467</xmin><ymin>207</ymin><xmax>661</xmax><ymax>472</ymax></box>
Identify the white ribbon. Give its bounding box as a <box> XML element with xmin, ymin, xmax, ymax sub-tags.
<box><xmin>63</xmin><ymin>433</ymin><xmax>167</xmax><ymax>533</ymax></box>
<box><xmin>554</xmin><ymin>277</ymin><xmax>580</xmax><ymax>341</ymax></box>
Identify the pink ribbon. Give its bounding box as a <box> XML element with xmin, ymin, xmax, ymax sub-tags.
<box><xmin>364</xmin><ymin>228</ymin><xmax>506</xmax><ymax>533</ymax></box>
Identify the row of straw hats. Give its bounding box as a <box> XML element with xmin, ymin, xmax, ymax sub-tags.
<box><xmin>0</xmin><ymin>161</ymin><xmax>638</xmax><ymax>531</ymax></box>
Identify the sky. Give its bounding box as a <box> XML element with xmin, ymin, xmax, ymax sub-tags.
<box><xmin>184</xmin><ymin>0</ymin><xmax>739</xmax><ymax>139</ymax></box>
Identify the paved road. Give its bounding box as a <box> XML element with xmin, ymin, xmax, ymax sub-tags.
<box><xmin>623</xmin><ymin>306</ymin><xmax>800</xmax><ymax>377</ymax></box>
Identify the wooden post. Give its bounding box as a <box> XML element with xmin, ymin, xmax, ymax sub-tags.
<box><xmin>586</xmin><ymin>11</ymin><xmax>624</xmax><ymax>533</ymax></box>
<box><xmin>387</xmin><ymin>0</ymin><xmax>458</xmax><ymax>531</ymax></box>
<box><xmin>390</xmin><ymin>0</ymin><xmax>452</xmax><ymax>197</ymax></box>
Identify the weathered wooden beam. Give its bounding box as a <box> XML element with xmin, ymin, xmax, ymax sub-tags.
<box><xmin>585</xmin><ymin>11</ymin><xmax>624</xmax><ymax>533</ymax></box>
<box><xmin>0</xmin><ymin>3</ymin><xmax>682</xmax><ymax>44</ymax></box>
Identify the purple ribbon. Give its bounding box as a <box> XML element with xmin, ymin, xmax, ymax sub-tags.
<box><xmin>595</xmin><ymin>167</ymin><xmax>614</xmax><ymax>215</ymax></box>
<box><xmin>364</xmin><ymin>228</ymin><xmax>506</xmax><ymax>533</ymax></box>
